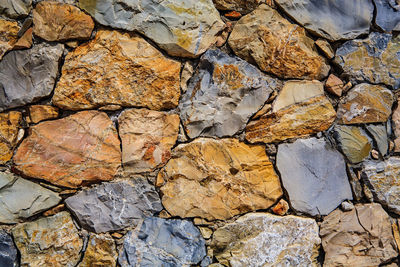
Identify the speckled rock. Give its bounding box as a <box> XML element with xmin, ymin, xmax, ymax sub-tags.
<box><xmin>0</xmin><ymin>230</ymin><xmax>18</xmax><ymax>267</ymax></box>
<box><xmin>0</xmin><ymin>111</ymin><xmax>22</xmax><ymax>164</ymax></box>
<box><xmin>79</xmin><ymin>233</ymin><xmax>118</xmax><ymax>267</ymax></box>
<box><xmin>0</xmin><ymin>0</ymin><xmax>32</xmax><ymax>18</ymax></box>
<box><xmin>374</xmin><ymin>0</ymin><xmax>400</xmax><ymax>32</ymax></box>
<box><xmin>0</xmin><ymin>19</ymin><xmax>20</xmax><ymax>60</ymax></box>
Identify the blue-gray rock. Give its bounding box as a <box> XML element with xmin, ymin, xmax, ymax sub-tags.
<box><xmin>0</xmin><ymin>231</ymin><xmax>18</xmax><ymax>267</ymax></box>
<box><xmin>374</xmin><ymin>0</ymin><xmax>400</xmax><ymax>32</ymax></box>
<box><xmin>0</xmin><ymin>0</ymin><xmax>32</xmax><ymax>18</ymax></box>
<box><xmin>366</xmin><ymin>124</ymin><xmax>389</xmax><ymax>156</ymax></box>
<box><xmin>276</xmin><ymin>137</ymin><xmax>353</xmax><ymax>216</ymax></box>
<box><xmin>118</xmin><ymin>217</ymin><xmax>206</xmax><ymax>267</ymax></box>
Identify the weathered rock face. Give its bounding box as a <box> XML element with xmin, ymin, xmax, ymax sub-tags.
<box><xmin>157</xmin><ymin>138</ymin><xmax>282</xmax><ymax>221</ymax></box>
<box><xmin>52</xmin><ymin>30</ymin><xmax>181</xmax><ymax>111</ymax></box>
<box><xmin>13</xmin><ymin>27</ymin><xmax>32</xmax><ymax>50</ymax></box>
<box><xmin>334</xmin><ymin>33</ymin><xmax>400</xmax><ymax>89</ymax></box>
<box><xmin>33</xmin><ymin>1</ymin><xmax>94</xmax><ymax>42</ymax></box>
<box><xmin>29</xmin><ymin>105</ymin><xmax>59</xmax><ymax>124</ymax></box>
<box><xmin>393</xmin><ymin>101</ymin><xmax>400</xmax><ymax>151</ymax></box>
<box><xmin>228</xmin><ymin>5</ymin><xmax>330</xmax><ymax>80</ymax></box>
<box><xmin>246</xmin><ymin>80</ymin><xmax>336</xmax><ymax>143</ymax></box>
<box><xmin>374</xmin><ymin>0</ymin><xmax>400</xmax><ymax>32</ymax></box>
<box><xmin>320</xmin><ymin>203</ymin><xmax>398</xmax><ymax>267</ymax></box>
<box><xmin>0</xmin><ymin>19</ymin><xmax>20</xmax><ymax>60</ymax></box>
<box><xmin>275</xmin><ymin>0</ymin><xmax>373</xmax><ymax>41</ymax></box>
<box><xmin>211</xmin><ymin>213</ymin><xmax>321</xmax><ymax>266</ymax></box>
<box><xmin>79</xmin><ymin>0</ymin><xmax>225</xmax><ymax>58</ymax></box>
<box><xmin>0</xmin><ymin>231</ymin><xmax>18</xmax><ymax>267</ymax></box>
<box><xmin>0</xmin><ymin>0</ymin><xmax>32</xmax><ymax>18</ymax></box>
<box><xmin>213</xmin><ymin>0</ymin><xmax>264</xmax><ymax>13</ymax></box>
<box><xmin>0</xmin><ymin>111</ymin><xmax>22</xmax><ymax>164</ymax></box>
<box><xmin>0</xmin><ymin>43</ymin><xmax>63</xmax><ymax>112</ymax></box>
<box><xmin>65</xmin><ymin>179</ymin><xmax>162</xmax><ymax>233</ymax></box>
<box><xmin>118</xmin><ymin>109</ymin><xmax>179</xmax><ymax>173</ymax></box>
<box><xmin>180</xmin><ymin>49</ymin><xmax>280</xmax><ymax>139</ymax></box>
<box><xmin>325</xmin><ymin>74</ymin><xmax>344</xmax><ymax>97</ymax></box>
<box><xmin>12</xmin><ymin>211</ymin><xmax>83</xmax><ymax>267</ymax></box>
<box><xmin>119</xmin><ymin>217</ymin><xmax>206</xmax><ymax>266</ymax></box>
<box><xmin>79</xmin><ymin>233</ymin><xmax>117</xmax><ymax>267</ymax></box>
<box><xmin>13</xmin><ymin>111</ymin><xmax>121</xmax><ymax>188</ymax></box>
<box><xmin>366</xmin><ymin>124</ymin><xmax>388</xmax><ymax>156</ymax></box>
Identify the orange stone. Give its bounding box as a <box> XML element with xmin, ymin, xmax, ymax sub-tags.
<box><xmin>29</xmin><ymin>105</ymin><xmax>59</xmax><ymax>124</ymax></box>
<box><xmin>0</xmin><ymin>111</ymin><xmax>22</xmax><ymax>164</ymax></box>
<box><xmin>13</xmin><ymin>28</ymin><xmax>33</xmax><ymax>50</ymax></box>
<box><xmin>225</xmin><ymin>11</ymin><xmax>242</xmax><ymax>19</ymax></box>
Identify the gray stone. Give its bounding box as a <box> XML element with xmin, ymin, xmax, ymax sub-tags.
<box><xmin>374</xmin><ymin>0</ymin><xmax>400</xmax><ymax>32</ymax></box>
<box><xmin>276</xmin><ymin>137</ymin><xmax>353</xmax><ymax>216</ymax></box>
<box><xmin>0</xmin><ymin>231</ymin><xmax>18</xmax><ymax>267</ymax></box>
<box><xmin>118</xmin><ymin>217</ymin><xmax>206</xmax><ymax>267</ymax></box>
<box><xmin>0</xmin><ymin>0</ymin><xmax>32</xmax><ymax>18</ymax></box>
<box><xmin>179</xmin><ymin>49</ymin><xmax>280</xmax><ymax>138</ymax></box>
<box><xmin>0</xmin><ymin>43</ymin><xmax>64</xmax><ymax>112</ymax></box>
<box><xmin>366</xmin><ymin>124</ymin><xmax>389</xmax><ymax>156</ymax></box>
<box><xmin>65</xmin><ymin>179</ymin><xmax>162</xmax><ymax>233</ymax></box>
<box><xmin>0</xmin><ymin>172</ymin><xmax>61</xmax><ymax>224</ymax></box>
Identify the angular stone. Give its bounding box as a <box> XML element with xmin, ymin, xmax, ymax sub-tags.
<box><xmin>315</xmin><ymin>38</ymin><xmax>335</xmax><ymax>59</ymax></box>
<box><xmin>366</xmin><ymin>124</ymin><xmax>389</xmax><ymax>156</ymax></box>
<box><xmin>118</xmin><ymin>109</ymin><xmax>179</xmax><ymax>173</ymax></box>
<box><xmin>0</xmin><ymin>43</ymin><xmax>64</xmax><ymax>112</ymax></box>
<box><xmin>52</xmin><ymin>30</ymin><xmax>181</xmax><ymax>111</ymax></box>
<box><xmin>393</xmin><ymin>101</ymin><xmax>400</xmax><ymax>151</ymax></box>
<box><xmin>65</xmin><ymin>179</ymin><xmax>162</xmax><ymax>233</ymax></box>
<box><xmin>13</xmin><ymin>27</ymin><xmax>32</xmax><ymax>50</ymax></box>
<box><xmin>0</xmin><ymin>111</ymin><xmax>22</xmax><ymax>164</ymax></box>
<box><xmin>272</xmin><ymin>199</ymin><xmax>289</xmax><ymax>216</ymax></box>
<box><xmin>213</xmin><ymin>0</ymin><xmax>264</xmax><ymax>13</ymax></box>
<box><xmin>12</xmin><ymin>211</ymin><xmax>83</xmax><ymax>267</ymax></box>
<box><xmin>277</xmin><ymin>137</ymin><xmax>353</xmax><ymax>216</ymax></box>
<box><xmin>0</xmin><ymin>19</ymin><xmax>20</xmax><ymax>60</ymax></box>
<box><xmin>180</xmin><ymin>49</ymin><xmax>281</xmax><ymax>139</ymax></box>
<box><xmin>374</xmin><ymin>0</ymin><xmax>400</xmax><ymax>32</ymax></box>
<box><xmin>78</xmin><ymin>233</ymin><xmax>117</xmax><ymax>267</ymax></box>
<box><xmin>0</xmin><ymin>231</ymin><xmax>18</xmax><ymax>267</ymax></box>
<box><xmin>79</xmin><ymin>0</ymin><xmax>225</xmax><ymax>58</ymax></box>
<box><xmin>337</xmin><ymin>84</ymin><xmax>394</xmax><ymax>124</ymax></box>
<box><xmin>325</xmin><ymin>74</ymin><xmax>344</xmax><ymax>97</ymax></box>
<box><xmin>157</xmin><ymin>138</ymin><xmax>282</xmax><ymax>221</ymax></box>
<box><xmin>13</xmin><ymin>111</ymin><xmax>121</xmax><ymax>188</ymax></box>
<box><xmin>228</xmin><ymin>5</ymin><xmax>330</xmax><ymax>80</ymax></box>
<box><xmin>320</xmin><ymin>203</ymin><xmax>398</xmax><ymax>267</ymax></box>
<box><xmin>275</xmin><ymin>0</ymin><xmax>373</xmax><ymax>41</ymax></box>
<box><xmin>211</xmin><ymin>213</ymin><xmax>321</xmax><ymax>266</ymax></box>
<box><xmin>334</xmin><ymin>33</ymin><xmax>400</xmax><ymax>89</ymax></box>
<box><xmin>119</xmin><ymin>217</ymin><xmax>206</xmax><ymax>266</ymax></box>
<box><xmin>33</xmin><ymin>1</ymin><xmax>94</xmax><ymax>42</ymax></box>
<box><xmin>0</xmin><ymin>0</ymin><xmax>32</xmax><ymax>18</ymax></box>
<box><xmin>29</xmin><ymin>105</ymin><xmax>59</xmax><ymax>124</ymax></box>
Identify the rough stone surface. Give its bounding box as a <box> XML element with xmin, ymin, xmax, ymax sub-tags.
<box><xmin>0</xmin><ymin>19</ymin><xmax>20</xmax><ymax>60</ymax></box>
<box><xmin>119</xmin><ymin>217</ymin><xmax>206</xmax><ymax>267</ymax></box>
<box><xmin>272</xmin><ymin>199</ymin><xmax>289</xmax><ymax>216</ymax></box>
<box><xmin>179</xmin><ymin>49</ymin><xmax>281</xmax><ymax>138</ymax></box>
<box><xmin>0</xmin><ymin>230</ymin><xmax>18</xmax><ymax>267</ymax></box>
<box><xmin>33</xmin><ymin>1</ymin><xmax>94</xmax><ymax>42</ymax></box>
<box><xmin>79</xmin><ymin>233</ymin><xmax>117</xmax><ymax>267</ymax></box>
<box><xmin>13</xmin><ymin>27</ymin><xmax>33</xmax><ymax>50</ymax></box>
<box><xmin>366</xmin><ymin>124</ymin><xmax>388</xmax><ymax>156</ymax></box>
<box><xmin>277</xmin><ymin>137</ymin><xmax>353</xmax><ymax>216</ymax></box>
<box><xmin>0</xmin><ymin>111</ymin><xmax>22</xmax><ymax>164</ymax></box>
<box><xmin>157</xmin><ymin>138</ymin><xmax>282</xmax><ymax>221</ymax></box>
<box><xmin>374</xmin><ymin>0</ymin><xmax>400</xmax><ymax>32</ymax></box>
<box><xmin>211</xmin><ymin>212</ymin><xmax>321</xmax><ymax>267</ymax></box>
<box><xmin>0</xmin><ymin>43</ymin><xmax>64</xmax><ymax>112</ymax></box>
<box><xmin>325</xmin><ymin>74</ymin><xmax>344</xmax><ymax>97</ymax></box>
<box><xmin>393</xmin><ymin>101</ymin><xmax>400</xmax><ymax>151</ymax></box>
<box><xmin>13</xmin><ymin>111</ymin><xmax>121</xmax><ymax>188</ymax></box>
<box><xmin>79</xmin><ymin>0</ymin><xmax>225</xmax><ymax>58</ymax></box>
<box><xmin>65</xmin><ymin>179</ymin><xmax>162</xmax><ymax>233</ymax></box>
<box><xmin>52</xmin><ymin>30</ymin><xmax>181</xmax><ymax>111</ymax></box>
<box><xmin>0</xmin><ymin>0</ymin><xmax>32</xmax><ymax>18</ymax></box>
<box><xmin>118</xmin><ymin>109</ymin><xmax>180</xmax><ymax>173</ymax></box>
<box><xmin>228</xmin><ymin>5</ymin><xmax>330</xmax><ymax>80</ymax></box>
<box><xmin>12</xmin><ymin>211</ymin><xmax>83</xmax><ymax>267</ymax></box>
<box><xmin>315</xmin><ymin>38</ymin><xmax>335</xmax><ymax>59</ymax></box>
<box><xmin>213</xmin><ymin>0</ymin><xmax>264</xmax><ymax>13</ymax></box>
<box><xmin>320</xmin><ymin>203</ymin><xmax>398</xmax><ymax>267</ymax></box>
<box><xmin>29</xmin><ymin>105</ymin><xmax>59</xmax><ymax>124</ymax></box>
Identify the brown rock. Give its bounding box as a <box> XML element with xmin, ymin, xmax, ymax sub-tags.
<box><xmin>13</xmin><ymin>27</ymin><xmax>32</xmax><ymax>50</ymax></box>
<box><xmin>315</xmin><ymin>38</ymin><xmax>335</xmax><ymax>59</ymax></box>
<box><xmin>118</xmin><ymin>109</ymin><xmax>180</xmax><ymax>173</ymax></box>
<box><xmin>13</xmin><ymin>110</ymin><xmax>121</xmax><ymax>188</ymax></box>
<box><xmin>33</xmin><ymin>1</ymin><xmax>94</xmax><ymax>42</ymax></box>
<box><xmin>392</xmin><ymin>100</ymin><xmax>400</xmax><ymax>152</ymax></box>
<box><xmin>0</xmin><ymin>19</ymin><xmax>20</xmax><ymax>60</ymax></box>
<box><xmin>43</xmin><ymin>204</ymin><xmax>65</xmax><ymax>217</ymax></box>
<box><xmin>78</xmin><ymin>233</ymin><xmax>118</xmax><ymax>267</ymax></box>
<box><xmin>213</xmin><ymin>0</ymin><xmax>265</xmax><ymax>13</ymax></box>
<box><xmin>224</xmin><ymin>11</ymin><xmax>242</xmax><ymax>19</ymax></box>
<box><xmin>52</xmin><ymin>30</ymin><xmax>181</xmax><ymax>111</ymax></box>
<box><xmin>325</xmin><ymin>74</ymin><xmax>344</xmax><ymax>97</ymax></box>
<box><xmin>0</xmin><ymin>111</ymin><xmax>22</xmax><ymax>164</ymax></box>
<box><xmin>29</xmin><ymin>105</ymin><xmax>59</xmax><ymax>124</ymax></box>
<box><xmin>272</xmin><ymin>199</ymin><xmax>289</xmax><ymax>216</ymax></box>
<box><xmin>157</xmin><ymin>138</ymin><xmax>283</xmax><ymax>221</ymax></box>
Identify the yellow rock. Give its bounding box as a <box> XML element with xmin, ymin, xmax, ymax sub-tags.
<box><xmin>78</xmin><ymin>233</ymin><xmax>117</xmax><ymax>267</ymax></box>
<box><xmin>0</xmin><ymin>19</ymin><xmax>20</xmax><ymax>60</ymax></box>
<box><xmin>0</xmin><ymin>111</ymin><xmax>22</xmax><ymax>164</ymax></box>
<box><xmin>29</xmin><ymin>105</ymin><xmax>59</xmax><ymax>124</ymax></box>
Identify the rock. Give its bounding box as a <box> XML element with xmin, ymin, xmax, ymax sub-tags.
<box><xmin>245</xmin><ymin>80</ymin><xmax>336</xmax><ymax>144</ymax></box>
<box><xmin>179</xmin><ymin>49</ymin><xmax>281</xmax><ymax>139</ymax></box>
<box><xmin>275</xmin><ymin>0</ymin><xmax>373</xmax><ymax>41</ymax></box>
<box><xmin>65</xmin><ymin>179</ymin><xmax>162</xmax><ymax>233</ymax></box>
<box><xmin>0</xmin><ymin>231</ymin><xmax>18</xmax><ymax>267</ymax></box>
<box><xmin>341</xmin><ymin>201</ymin><xmax>354</xmax><ymax>211</ymax></box>
<box><xmin>334</xmin><ymin>33</ymin><xmax>400</xmax><ymax>89</ymax></box>
<box><xmin>0</xmin><ymin>0</ymin><xmax>32</xmax><ymax>18</ymax></box>
<box><xmin>13</xmin><ymin>27</ymin><xmax>33</xmax><ymax>50</ymax></box>
<box><xmin>272</xmin><ymin>199</ymin><xmax>289</xmax><ymax>216</ymax></box>
<box><xmin>320</xmin><ymin>203</ymin><xmax>398</xmax><ymax>267</ymax></box>
<box><xmin>0</xmin><ymin>43</ymin><xmax>64</xmax><ymax>112</ymax></box>
<box><xmin>13</xmin><ymin>111</ymin><xmax>121</xmax><ymax>188</ymax></box>
<box><xmin>79</xmin><ymin>0</ymin><xmax>225</xmax><ymax>58</ymax></box>
<box><xmin>78</xmin><ymin>233</ymin><xmax>117</xmax><ymax>267</ymax></box>
<box><xmin>325</xmin><ymin>74</ymin><xmax>344</xmax><ymax>97</ymax></box>
<box><xmin>0</xmin><ymin>111</ymin><xmax>22</xmax><ymax>164</ymax></box>
<box><xmin>392</xmin><ymin>101</ymin><xmax>400</xmax><ymax>151</ymax></box>
<box><xmin>12</xmin><ymin>211</ymin><xmax>83</xmax><ymax>267</ymax></box>
<box><xmin>0</xmin><ymin>19</ymin><xmax>20</xmax><ymax>60</ymax></box>
<box><xmin>224</xmin><ymin>11</ymin><xmax>242</xmax><ymax>19</ymax></box>
<box><xmin>118</xmin><ymin>217</ymin><xmax>206</xmax><ymax>266</ymax></box>
<box><xmin>43</xmin><ymin>204</ymin><xmax>65</xmax><ymax>217</ymax></box>
<box><xmin>374</xmin><ymin>0</ymin><xmax>400</xmax><ymax>32</ymax></box>
<box><xmin>211</xmin><ymin>212</ymin><xmax>321</xmax><ymax>266</ymax></box>
<box><xmin>277</xmin><ymin>137</ymin><xmax>353</xmax><ymax>216</ymax></box>
<box><xmin>315</xmin><ymin>38</ymin><xmax>335</xmax><ymax>59</ymax></box>
<box><xmin>52</xmin><ymin>30</ymin><xmax>181</xmax><ymax>111</ymax></box>
<box><xmin>366</xmin><ymin>124</ymin><xmax>389</xmax><ymax>156</ymax></box>
<box><xmin>157</xmin><ymin>138</ymin><xmax>282</xmax><ymax>221</ymax></box>
<box><xmin>180</xmin><ymin>61</ymin><xmax>195</xmax><ymax>93</ymax></box>
<box><xmin>29</xmin><ymin>105</ymin><xmax>59</xmax><ymax>124</ymax></box>
<box><xmin>337</xmin><ymin>84</ymin><xmax>394</xmax><ymax>124</ymax></box>
<box><xmin>33</xmin><ymin>1</ymin><xmax>94</xmax><ymax>42</ymax></box>
<box><xmin>118</xmin><ymin>109</ymin><xmax>180</xmax><ymax>173</ymax></box>
<box><xmin>213</xmin><ymin>0</ymin><xmax>264</xmax><ymax>13</ymax></box>
<box><xmin>199</xmin><ymin>227</ymin><xmax>213</xmax><ymax>239</ymax></box>
<box><xmin>228</xmin><ymin>5</ymin><xmax>330</xmax><ymax>80</ymax></box>
<box><xmin>0</xmin><ymin>172</ymin><xmax>61</xmax><ymax>223</ymax></box>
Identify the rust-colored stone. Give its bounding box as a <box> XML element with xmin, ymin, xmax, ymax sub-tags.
<box><xmin>225</xmin><ymin>11</ymin><xmax>242</xmax><ymax>19</ymax></box>
<box><xmin>29</xmin><ymin>105</ymin><xmax>59</xmax><ymax>124</ymax></box>
<box><xmin>0</xmin><ymin>111</ymin><xmax>22</xmax><ymax>164</ymax></box>
<box><xmin>325</xmin><ymin>74</ymin><xmax>344</xmax><ymax>97</ymax></box>
<box><xmin>272</xmin><ymin>199</ymin><xmax>289</xmax><ymax>216</ymax></box>
<box><xmin>13</xmin><ymin>27</ymin><xmax>32</xmax><ymax>50</ymax></box>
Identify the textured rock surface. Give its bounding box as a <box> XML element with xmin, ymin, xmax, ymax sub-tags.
<box><xmin>119</xmin><ymin>217</ymin><xmax>206</xmax><ymax>266</ymax></box>
<box><xmin>79</xmin><ymin>233</ymin><xmax>117</xmax><ymax>267</ymax></box>
<box><xmin>79</xmin><ymin>0</ymin><xmax>225</xmax><ymax>58</ymax></box>
<box><xmin>0</xmin><ymin>231</ymin><xmax>18</xmax><ymax>267</ymax></box>
<box><xmin>52</xmin><ymin>30</ymin><xmax>181</xmax><ymax>111</ymax></box>
<box><xmin>228</xmin><ymin>5</ymin><xmax>330</xmax><ymax>80</ymax></box>
<box><xmin>65</xmin><ymin>179</ymin><xmax>162</xmax><ymax>233</ymax></box>
<box><xmin>320</xmin><ymin>203</ymin><xmax>398</xmax><ymax>267</ymax></box>
<box><xmin>0</xmin><ymin>111</ymin><xmax>22</xmax><ymax>164</ymax></box>
<box><xmin>12</xmin><ymin>211</ymin><xmax>83</xmax><ymax>267</ymax></box>
<box><xmin>180</xmin><ymin>49</ymin><xmax>280</xmax><ymax>138</ymax></box>
<box><xmin>315</xmin><ymin>39</ymin><xmax>334</xmax><ymax>59</ymax></box>
<box><xmin>0</xmin><ymin>43</ymin><xmax>63</xmax><ymax>111</ymax></box>
<box><xmin>366</xmin><ymin>124</ymin><xmax>388</xmax><ymax>156</ymax></box>
<box><xmin>277</xmin><ymin>138</ymin><xmax>352</xmax><ymax>216</ymax></box>
<box><xmin>325</xmin><ymin>74</ymin><xmax>344</xmax><ymax>97</ymax></box>
<box><xmin>13</xmin><ymin>111</ymin><xmax>121</xmax><ymax>188</ymax></box>
<box><xmin>157</xmin><ymin>138</ymin><xmax>282</xmax><ymax>220</ymax></box>
<box><xmin>374</xmin><ymin>0</ymin><xmax>400</xmax><ymax>32</ymax></box>
<box><xmin>0</xmin><ymin>19</ymin><xmax>20</xmax><ymax>60</ymax></box>
<box><xmin>393</xmin><ymin>101</ymin><xmax>400</xmax><ymax>151</ymax></box>
<box><xmin>0</xmin><ymin>0</ymin><xmax>32</xmax><ymax>18</ymax></box>
<box><xmin>29</xmin><ymin>105</ymin><xmax>59</xmax><ymax>124</ymax></box>
<box><xmin>211</xmin><ymin>212</ymin><xmax>321</xmax><ymax>266</ymax></box>
<box><xmin>118</xmin><ymin>109</ymin><xmax>179</xmax><ymax>173</ymax></box>
<box><xmin>213</xmin><ymin>0</ymin><xmax>264</xmax><ymax>13</ymax></box>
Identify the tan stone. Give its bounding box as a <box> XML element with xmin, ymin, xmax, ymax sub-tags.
<box><xmin>29</xmin><ymin>105</ymin><xmax>59</xmax><ymax>124</ymax></box>
<box><xmin>13</xmin><ymin>110</ymin><xmax>121</xmax><ymax>188</ymax></box>
<box><xmin>13</xmin><ymin>27</ymin><xmax>32</xmax><ymax>50</ymax></box>
<box><xmin>157</xmin><ymin>138</ymin><xmax>283</xmax><ymax>221</ymax></box>
<box><xmin>199</xmin><ymin>227</ymin><xmax>213</xmax><ymax>239</ymax></box>
<box><xmin>272</xmin><ymin>199</ymin><xmax>289</xmax><ymax>216</ymax></box>
<box><xmin>79</xmin><ymin>233</ymin><xmax>118</xmax><ymax>267</ymax></box>
<box><xmin>325</xmin><ymin>74</ymin><xmax>344</xmax><ymax>97</ymax></box>
<box><xmin>315</xmin><ymin>38</ymin><xmax>335</xmax><ymax>59</ymax></box>
<box><xmin>0</xmin><ymin>111</ymin><xmax>22</xmax><ymax>164</ymax></box>
<box><xmin>392</xmin><ymin>100</ymin><xmax>400</xmax><ymax>152</ymax></box>
<box><xmin>213</xmin><ymin>0</ymin><xmax>265</xmax><ymax>13</ymax></box>
<box><xmin>0</xmin><ymin>19</ymin><xmax>20</xmax><ymax>60</ymax></box>
<box><xmin>52</xmin><ymin>30</ymin><xmax>181</xmax><ymax>111</ymax></box>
